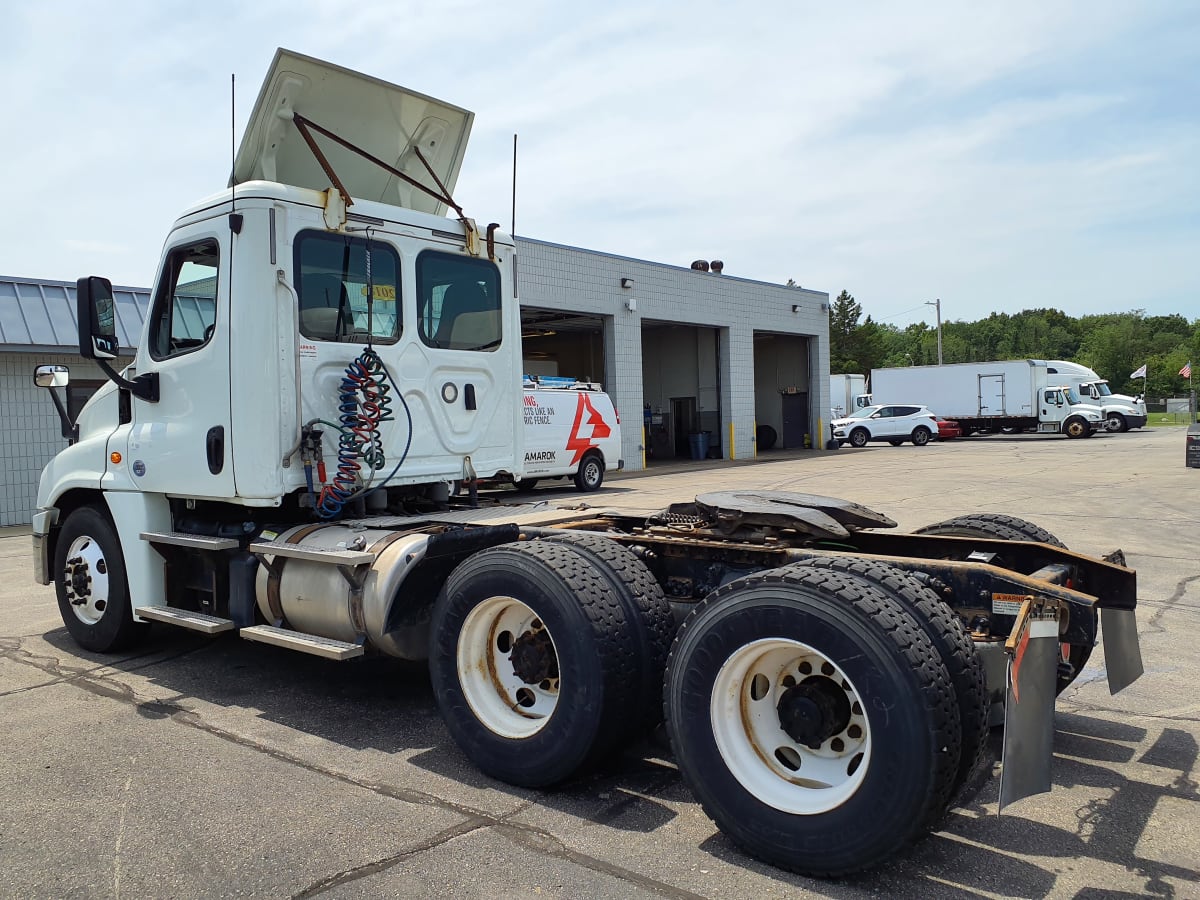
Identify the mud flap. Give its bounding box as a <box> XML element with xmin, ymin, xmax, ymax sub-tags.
<box><xmin>1101</xmin><ymin>607</ymin><xmax>1144</xmax><ymax>695</ymax></box>
<box><xmin>999</xmin><ymin>612</ymin><xmax>1059</xmax><ymax>810</ymax></box>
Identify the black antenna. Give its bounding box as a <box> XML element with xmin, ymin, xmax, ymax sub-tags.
<box><xmin>511</xmin><ymin>133</ymin><xmax>517</xmax><ymax>236</ymax></box>
<box><xmin>228</xmin><ymin>73</ymin><xmax>243</xmax><ymax>234</ymax></box>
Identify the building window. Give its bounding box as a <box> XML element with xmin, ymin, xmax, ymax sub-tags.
<box><xmin>417</xmin><ymin>250</ymin><xmax>502</xmax><ymax>351</ymax></box>
<box><xmin>295</xmin><ymin>231</ymin><xmax>401</xmax><ymax>343</ymax></box>
<box><xmin>148</xmin><ymin>239</ymin><xmax>220</xmax><ymax>360</ymax></box>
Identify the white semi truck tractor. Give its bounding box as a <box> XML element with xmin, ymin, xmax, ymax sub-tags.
<box><xmin>31</xmin><ymin>49</ymin><xmax>1144</xmax><ymax>878</ymax></box>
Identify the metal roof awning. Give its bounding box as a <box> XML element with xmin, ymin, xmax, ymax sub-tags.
<box><xmin>0</xmin><ymin>278</ymin><xmax>147</xmax><ymax>352</ymax></box>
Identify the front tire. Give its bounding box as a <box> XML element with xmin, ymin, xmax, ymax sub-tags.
<box><xmin>1105</xmin><ymin>413</ymin><xmax>1128</xmax><ymax>433</ymax></box>
<box><xmin>54</xmin><ymin>505</ymin><xmax>148</xmax><ymax>653</ymax></box>
<box><xmin>1063</xmin><ymin>416</ymin><xmax>1088</xmax><ymax>438</ymax></box>
<box><xmin>429</xmin><ymin>541</ymin><xmax>639</xmax><ymax>786</ymax></box>
<box><xmin>573</xmin><ymin>453</ymin><xmax>605</xmax><ymax>492</ymax></box>
<box><xmin>848</xmin><ymin>428</ymin><xmax>870</xmax><ymax>448</ymax></box>
<box><xmin>665</xmin><ymin>565</ymin><xmax>960</xmax><ymax>876</ymax></box>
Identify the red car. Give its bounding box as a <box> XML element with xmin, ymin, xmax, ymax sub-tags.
<box><xmin>935</xmin><ymin>417</ymin><xmax>962</xmax><ymax>440</ymax></box>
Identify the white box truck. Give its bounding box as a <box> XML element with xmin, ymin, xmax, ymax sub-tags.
<box><xmin>1045</xmin><ymin>360</ymin><xmax>1148</xmax><ymax>432</ymax></box>
<box><xmin>829</xmin><ymin>373</ymin><xmax>870</xmax><ymax>418</ymax></box>
<box><xmin>869</xmin><ymin>360</ymin><xmax>1106</xmax><ymax>437</ymax></box>
<box><xmin>28</xmin><ymin>49</ymin><xmax>1143</xmax><ymax>878</ymax></box>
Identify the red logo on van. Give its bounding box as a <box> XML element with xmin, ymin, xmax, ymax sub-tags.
<box><xmin>566</xmin><ymin>394</ymin><xmax>611</xmax><ymax>464</ymax></box>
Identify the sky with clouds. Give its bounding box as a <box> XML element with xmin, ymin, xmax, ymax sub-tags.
<box><xmin>0</xmin><ymin>1</ymin><xmax>1195</xmax><ymax>328</ymax></box>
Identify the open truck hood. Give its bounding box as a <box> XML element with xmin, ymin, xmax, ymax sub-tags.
<box><xmin>233</xmin><ymin>48</ymin><xmax>473</xmax><ymax>216</ymax></box>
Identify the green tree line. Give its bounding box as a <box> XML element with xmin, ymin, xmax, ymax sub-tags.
<box><xmin>828</xmin><ymin>290</ymin><xmax>1199</xmax><ymax>397</ymax></box>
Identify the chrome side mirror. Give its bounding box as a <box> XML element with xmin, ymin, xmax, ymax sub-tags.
<box><xmin>34</xmin><ymin>364</ymin><xmax>70</xmax><ymax>389</ymax></box>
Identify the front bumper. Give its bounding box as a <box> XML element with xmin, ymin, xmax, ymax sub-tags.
<box><xmin>1126</xmin><ymin>414</ymin><xmax>1148</xmax><ymax>429</ymax></box>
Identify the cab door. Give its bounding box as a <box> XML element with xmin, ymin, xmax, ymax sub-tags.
<box><xmin>120</xmin><ymin>230</ymin><xmax>235</xmax><ymax>499</ymax></box>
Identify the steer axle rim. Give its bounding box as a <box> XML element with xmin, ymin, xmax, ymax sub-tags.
<box><xmin>711</xmin><ymin>637</ymin><xmax>871</xmax><ymax>815</ymax></box>
<box><xmin>457</xmin><ymin>595</ymin><xmax>561</xmax><ymax>739</ymax></box>
<box><xmin>63</xmin><ymin>535</ymin><xmax>110</xmax><ymax>626</ymax></box>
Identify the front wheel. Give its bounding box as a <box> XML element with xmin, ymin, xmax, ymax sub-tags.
<box><xmin>54</xmin><ymin>505</ymin><xmax>148</xmax><ymax>652</ymax></box>
<box><xmin>665</xmin><ymin>566</ymin><xmax>959</xmax><ymax>876</ymax></box>
<box><xmin>1105</xmin><ymin>413</ymin><xmax>1127</xmax><ymax>433</ymax></box>
<box><xmin>911</xmin><ymin>426</ymin><xmax>931</xmax><ymax>446</ymax></box>
<box><xmin>848</xmin><ymin>428</ymin><xmax>870</xmax><ymax>448</ymax></box>
<box><xmin>1063</xmin><ymin>416</ymin><xmax>1088</xmax><ymax>438</ymax></box>
<box><xmin>573</xmin><ymin>453</ymin><xmax>605</xmax><ymax>492</ymax></box>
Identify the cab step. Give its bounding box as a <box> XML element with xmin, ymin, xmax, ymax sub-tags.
<box><xmin>135</xmin><ymin>606</ymin><xmax>235</xmax><ymax>634</ymax></box>
<box><xmin>140</xmin><ymin>531</ymin><xmax>240</xmax><ymax>550</ymax></box>
<box><xmin>239</xmin><ymin>625</ymin><xmax>364</xmax><ymax>660</ymax></box>
<box><xmin>248</xmin><ymin>541</ymin><xmax>374</xmax><ymax>566</ymax></box>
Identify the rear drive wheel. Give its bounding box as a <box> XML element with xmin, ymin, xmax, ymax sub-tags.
<box><xmin>665</xmin><ymin>565</ymin><xmax>959</xmax><ymax>876</ymax></box>
<box><xmin>911</xmin><ymin>426</ymin><xmax>932</xmax><ymax>446</ymax></box>
<box><xmin>536</xmin><ymin>532</ymin><xmax>675</xmax><ymax>733</ymax></box>
<box><xmin>914</xmin><ymin>514</ymin><xmax>1091</xmax><ymax>693</ymax></box>
<box><xmin>1105</xmin><ymin>413</ymin><xmax>1128</xmax><ymax>433</ymax></box>
<box><xmin>1063</xmin><ymin>416</ymin><xmax>1088</xmax><ymax>438</ymax></box>
<box><xmin>54</xmin><ymin>506</ymin><xmax>148</xmax><ymax>653</ymax></box>
<box><xmin>429</xmin><ymin>541</ymin><xmax>638</xmax><ymax>786</ymax></box>
<box><xmin>573</xmin><ymin>453</ymin><xmax>605</xmax><ymax>492</ymax></box>
<box><xmin>848</xmin><ymin>428</ymin><xmax>870</xmax><ymax>448</ymax></box>
<box><xmin>790</xmin><ymin>557</ymin><xmax>987</xmax><ymax>811</ymax></box>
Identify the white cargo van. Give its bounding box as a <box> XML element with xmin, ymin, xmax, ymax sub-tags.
<box><xmin>516</xmin><ymin>378</ymin><xmax>623</xmax><ymax>491</ymax></box>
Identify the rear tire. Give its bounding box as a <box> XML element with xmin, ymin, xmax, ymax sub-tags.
<box><xmin>911</xmin><ymin>426</ymin><xmax>932</xmax><ymax>446</ymax></box>
<box><xmin>429</xmin><ymin>541</ymin><xmax>639</xmax><ymax>786</ymax></box>
<box><xmin>914</xmin><ymin>514</ymin><xmax>1092</xmax><ymax>693</ymax></box>
<box><xmin>789</xmin><ymin>557</ymin><xmax>987</xmax><ymax>811</ymax></box>
<box><xmin>535</xmin><ymin>532</ymin><xmax>675</xmax><ymax>733</ymax></box>
<box><xmin>573</xmin><ymin>453</ymin><xmax>605</xmax><ymax>492</ymax></box>
<box><xmin>54</xmin><ymin>506</ymin><xmax>148</xmax><ymax>653</ymax></box>
<box><xmin>664</xmin><ymin>565</ymin><xmax>960</xmax><ymax>876</ymax></box>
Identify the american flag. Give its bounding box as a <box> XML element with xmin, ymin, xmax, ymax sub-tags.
<box><xmin>1180</xmin><ymin>362</ymin><xmax>1193</xmax><ymax>379</ymax></box>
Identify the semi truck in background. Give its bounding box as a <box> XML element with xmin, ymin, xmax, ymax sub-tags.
<box><xmin>869</xmin><ymin>360</ymin><xmax>1106</xmax><ymax>437</ymax></box>
<box><xmin>29</xmin><ymin>49</ymin><xmax>1144</xmax><ymax>878</ymax></box>
<box><xmin>1046</xmin><ymin>360</ymin><xmax>1148</xmax><ymax>432</ymax></box>
<box><xmin>829</xmin><ymin>373</ymin><xmax>870</xmax><ymax>418</ymax></box>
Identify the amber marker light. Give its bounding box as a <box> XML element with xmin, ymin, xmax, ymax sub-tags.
<box><xmin>110</xmin><ymin>452</ymin><xmax>122</xmax><ymax>464</ymax></box>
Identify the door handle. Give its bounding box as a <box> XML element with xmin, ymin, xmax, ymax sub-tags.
<box><xmin>206</xmin><ymin>426</ymin><xmax>225</xmax><ymax>475</ymax></box>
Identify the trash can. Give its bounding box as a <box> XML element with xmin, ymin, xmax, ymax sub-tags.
<box><xmin>688</xmin><ymin>432</ymin><xmax>710</xmax><ymax>460</ymax></box>
<box><xmin>1187</xmin><ymin>425</ymin><xmax>1200</xmax><ymax>468</ymax></box>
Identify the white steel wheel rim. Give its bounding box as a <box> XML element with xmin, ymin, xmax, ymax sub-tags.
<box><xmin>63</xmin><ymin>535</ymin><xmax>110</xmax><ymax>626</ymax></box>
<box><xmin>711</xmin><ymin>637</ymin><xmax>871</xmax><ymax>814</ymax></box>
<box><xmin>457</xmin><ymin>595</ymin><xmax>560</xmax><ymax>739</ymax></box>
<box><xmin>582</xmin><ymin>459</ymin><xmax>601</xmax><ymax>486</ymax></box>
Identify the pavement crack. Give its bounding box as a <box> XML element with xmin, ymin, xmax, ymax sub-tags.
<box><xmin>4</xmin><ymin>642</ymin><xmax>702</xmax><ymax>898</ymax></box>
<box><xmin>292</xmin><ymin>817</ymin><xmax>490</xmax><ymax>898</ymax></box>
<box><xmin>1146</xmin><ymin>574</ymin><xmax>1200</xmax><ymax>634</ymax></box>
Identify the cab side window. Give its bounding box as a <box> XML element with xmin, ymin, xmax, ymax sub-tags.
<box><xmin>148</xmin><ymin>240</ymin><xmax>219</xmax><ymax>360</ymax></box>
<box><xmin>295</xmin><ymin>231</ymin><xmax>401</xmax><ymax>343</ymax></box>
<box><xmin>417</xmin><ymin>250</ymin><xmax>502</xmax><ymax>351</ymax></box>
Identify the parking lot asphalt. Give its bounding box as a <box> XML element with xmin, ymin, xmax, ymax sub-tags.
<box><xmin>2</xmin><ymin>427</ymin><xmax>1198</xmax><ymax>899</ymax></box>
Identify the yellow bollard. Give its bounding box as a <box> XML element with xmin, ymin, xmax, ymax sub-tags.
<box><xmin>641</xmin><ymin>425</ymin><xmax>647</xmax><ymax>470</ymax></box>
<box><xmin>728</xmin><ymin>421</ymin><xmax>736</xmax><ymax>460</ymax></box>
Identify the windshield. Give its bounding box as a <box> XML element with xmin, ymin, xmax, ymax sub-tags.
<box><xmin>1065</xmin><ymin>387</ymin><xmax>1083</xmax><ymax>404</ymax></box>
<box><xmin>1095</xmin><ymin>382</ymin><xmax>1112</xmax><ymax>396</ymax></box>
<box><xmin>846</xmin><ymin>406</ymin><xmax>883</xmax><ymax>419</ymax></box>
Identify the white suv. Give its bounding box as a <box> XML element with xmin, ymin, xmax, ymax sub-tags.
<box><xmin>832</xmin><ymin>404</ymin><xmax>939</xmax><ymax>448</ymax></box>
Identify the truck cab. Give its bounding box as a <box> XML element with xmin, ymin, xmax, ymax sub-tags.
<box><xmin>1045</xmin><ymin>361</ymin><xmax>1147</xmax><ymax>432</ymax></box>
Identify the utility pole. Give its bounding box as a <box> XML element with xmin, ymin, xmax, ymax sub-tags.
<box><xmin>925</xmin><ymin>298</ymin><xmax>943</xmax><ymax>365</ymax></box>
